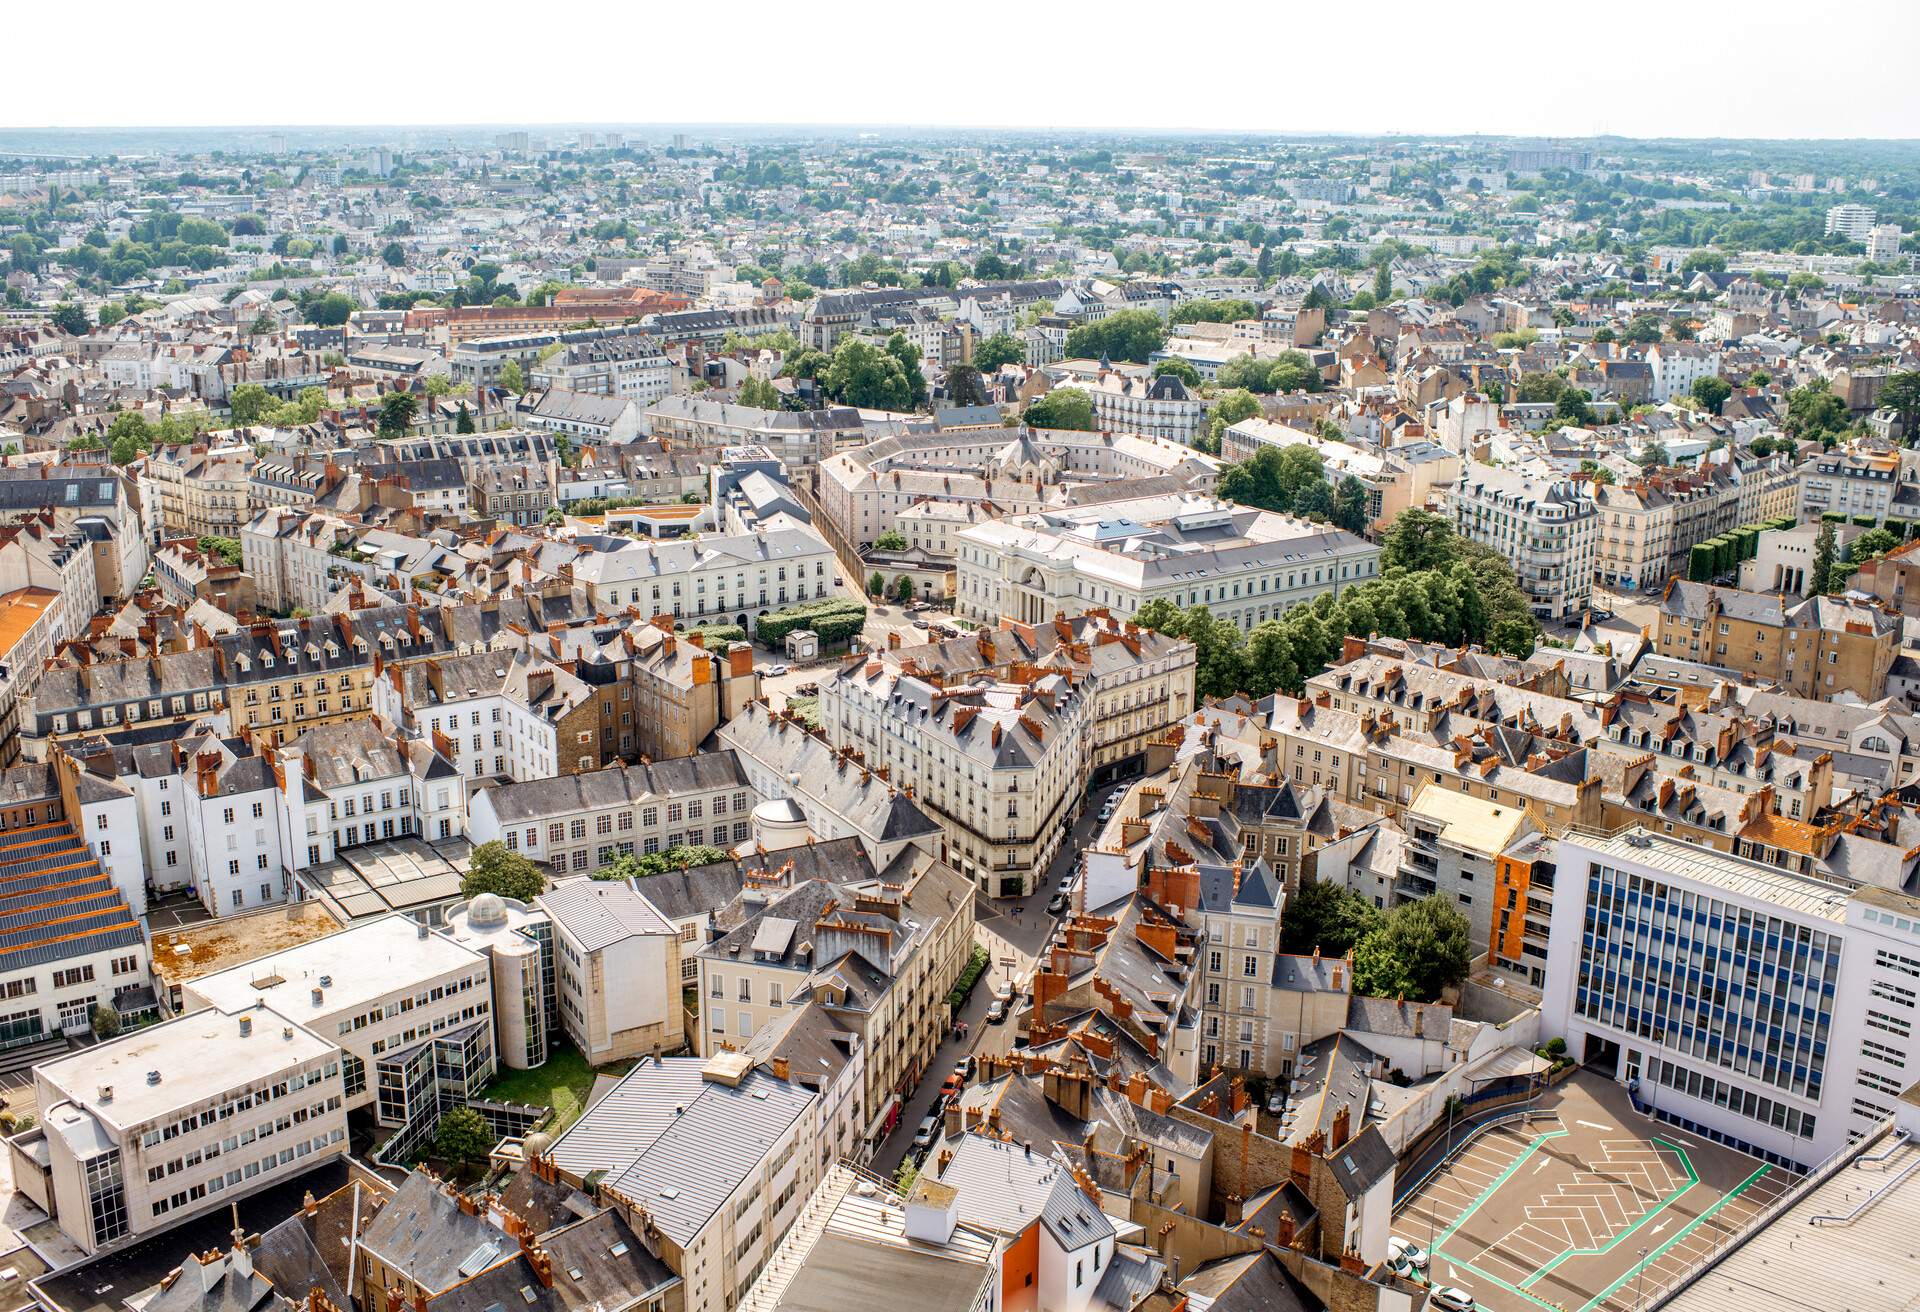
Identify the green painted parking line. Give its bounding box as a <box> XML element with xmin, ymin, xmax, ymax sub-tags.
<box><xmin>1428</xmin><ymin>1250</ymin><xmax>1566</xmax><ymax>1312</ymax></box>
<box><xmin>1578</xmin><ymin>1163</ymin><xmax>1773</xmax><ymax>1312</ymax></box>
<box><xmin>1433</xmin><ymin>1131</ymin><xmax>1570</xmax><ymax>1252</ymax></box>
<box><xmin>1518</xmin><ymin>1137</ymin><xmax>1701</xmax><ymax>1289</ymax></box>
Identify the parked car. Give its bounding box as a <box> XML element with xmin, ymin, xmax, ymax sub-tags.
<box><xmin>940</xmin><ymin>1073</ymin><xmax>964</xmax><ymax>1100</ymax></box>
<box><xmin>911</xmin><ymin>618</ymin><xmax>929</xmax><ymax>629</ymax></box>
<box><xmin>1266</xmin><ymin>1091</ymin><xmax>1285</xmax><ymax>1116</ymax></box>
<box><xmin>1047</xmin><ymin>892</ymin><xmax>1070</xmax><ymax>915</ymax></box>
<box><xmin>986</xmin><ymin>996</ymin><xmax>1009</xmax><ymax>1023</ymax></box>
<box><xmin>766</xmin><ymin>663</ymin><xmax>790</xmax><ymax>676</ymax></box>
<box><xmin>1429</xmin><ymin>1287</ymin><xmax>1475</xmax><ymax>1311</ymax></box>
<box><xmin>1388</xmin><ymin>1237</ymin><xmax>1429</xmax><ymax>1270</ymax></box>
<box><xmin>911</xmin><ymin>1115</ymin><xmax>940</xmax><ymax>1155</ymax></box>
<box><xmin>953</xmin><ymin>1055</ymin><xmax>977</xmax><ymax>1082</ymax></box>
<box><xmin>1058</xmin><ymin>875</ymin><xmax>1074</xmax><ymax>894</ymax></box>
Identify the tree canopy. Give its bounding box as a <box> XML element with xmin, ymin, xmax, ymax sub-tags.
<box><xmin>1063</xmin><ymin>309</ymin><xmax>1167</xmax><ymax>364</ymax></box>
<box><xmin>460</xmin><ymin>841</ymin><xmax>546</xmax><ymax>903</ymax></box>
<box><xmin>972</xmin><ymin>331</ymin><xmax>1025</xmax><ymax>371</ymax></box>
<box><xmin>1025</xmin><ymin>387</ymin><xmax>1096</xmax><ymax>431</ymax></box>
<box><xmin>1350</xmin><ymin>897</ymin><xmax>1474</xmax><ymax>1001</ymax></box>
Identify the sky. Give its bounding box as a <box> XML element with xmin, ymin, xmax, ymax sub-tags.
<box><xmin>10</xmin><ymin>0</ymin><xmax>1920</xmax><ymax>141</ymax></box>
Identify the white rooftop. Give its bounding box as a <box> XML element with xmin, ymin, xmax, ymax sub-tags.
<box><xmin>1565</xmin><ymin>829</ymin><xmax>1853</xmax><ymax>922</ymax></box>
<box><xmin>36</xmin><ymin>1003</ymin><xmax>334</xmax><ymax>1130</ymax></box>
<box><xmin>181</xmin><ymin>913</ymin><xmax>487</xmax><ymax>1020</ymax></box>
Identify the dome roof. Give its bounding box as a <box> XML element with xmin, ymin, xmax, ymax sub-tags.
<box><xmin>467</xmin><ymin>892</ymin><xmax>508</xmax><ymax>929</ymax></box>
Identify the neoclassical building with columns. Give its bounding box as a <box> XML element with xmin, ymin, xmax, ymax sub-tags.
<box><xmin>953</xmin><ymin>492</ymin><xmax>1380</xmax><ymax>631</ymax></box>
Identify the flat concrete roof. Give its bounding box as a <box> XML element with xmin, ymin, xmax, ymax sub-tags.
<box><xmin>36</xmin><ymin>1003</ymin><xmax>334</xmax><ymax>1130</ymax></box>
<box><xmin>150</xmin><ymin>904</ymin><xmax>344</xmax><ymax>990</ymax></box>
<box><xmin>181</xmin><ymin>913</ymin><xmax>486</xmax><ymax>1023</ymax></box>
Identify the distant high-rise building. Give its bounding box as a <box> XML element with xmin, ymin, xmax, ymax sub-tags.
<box><xmin>495</xmin><ymin>130</ymin><xmax>529</xmax><ymax>154</ymax></box>
<box><xmin>1827</xmin><ymin>203</ymin><xmax>1877</xmax><ymax>241</ymax></box>
<box><xmin>1867</xmin><ymin>224</ymin><xmax>1904</xmax><ymax>262</ymax></box>
<box><xmin>673</xmin><ymin>132</ymin><xmax>689</xmax><ymax>150</ymax></box>
<box><xmin>1506</xmin><ymin>146</ymin><xmax>1590</xmax><ymax>173</ymax></box>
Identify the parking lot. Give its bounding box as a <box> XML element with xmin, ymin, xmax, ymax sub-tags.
<box><xmin>1394</xmin><ymin>1076</ymin><xmax>1792</xmax><ymax>1312</ymax></box>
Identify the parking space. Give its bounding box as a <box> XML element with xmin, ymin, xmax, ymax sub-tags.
<box><xmin>1393</xmin><ymin>1076</ymin><xmax>1792</xmax><ymax>1312</ymax></box>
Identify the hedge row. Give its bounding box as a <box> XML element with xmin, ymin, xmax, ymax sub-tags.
<box><xmin>755</xmin><ymin>597</ymin><xmax>869</xmax><ymax>647</ymax></box>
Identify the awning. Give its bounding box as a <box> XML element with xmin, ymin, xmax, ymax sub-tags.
<box><xmin>866</xmin><ymin>1092</ymin><xmax>901</xmax><ymax>1141</ymax></box>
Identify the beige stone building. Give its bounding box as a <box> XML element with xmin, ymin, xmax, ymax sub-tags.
<box><xmin>1655</xmin><ymin>581</ymin><xmax>1899</xmax><ymax>699</ymax></box>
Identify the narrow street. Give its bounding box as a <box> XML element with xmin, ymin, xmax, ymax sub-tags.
<box><xmin>868</xmin><ymin>791</ymin><xmax>1112</xmax><ymax>1177</ymax></box>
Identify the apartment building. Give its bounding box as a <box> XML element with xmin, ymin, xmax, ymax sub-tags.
<box><xmin>240</xmin><ymin>508</ymin><xmax>449</xmax><ymax>615</ymax></box>
<box><xmin>1066</xmin><ymin>370</ymin><xmax>1205</xmax><ymax>443</ymax></box>
<box><xmin>143</xmin><ymin>443</ymin><xmax>252</xmax><ymax>542</ymax></box>
<box><xmin>695</xmin><ymin>850</ymin><xmax>975</xmax><ymax>1135</ymax></box>
<box><xmin>547</xmin><ymin>1054</ymin><xmax>822</xmax><ymax>1312</ymax></box>
<box><xmin>1398</xmin><ymin>785</ymin><xmax>1538</xmax><ymax>955</ymax></box>
<box><xmin>1645</xmin><ymin>342</ymin><xmax>1723</xmax><ymax>403</ymax></box>
<box><xmin>1654</xmin><ymin>581</ymin><xmax>1899</xmax><ymax>699</ymax></box>
<box><xmin>16</xmin><ymin>1003</ymin><xmax>346</xmax><ymax>1254</ymax></box>
<box><xmin>644</xmin><ymin>396</ymin><xmax>865</xmax><ymax>467</ymax></box>
<box><xmin>716</xmin><ymin>702</ymin><xmax>945</xmax><ymax>869</ymax></box>
<box><xmin>1796</xmin><ymin>448</ymin><xmax>1918</xmax><ymax>525</ymax></box>
<box><xmin>529</xmin><ymin>331</ymin><xmax>671</xmax><ymax>404</ymax></box>
<box><xmin>468</xmin><ymin>463</ymin><xmax>554</xmax><ymax>527</ymax></box>
<box><xmin>369</xmin><ymin>650</ymin><xmax>599</xmax><ymax>783</ymax></box>
<box><xmin>1450</xmin><ymin>462</ymin><xmax>1596</xmax><ymax>622</ymax></box>
<box><xmin>466</xmin><ymin>751</ymin><xmax>754</xmax><ymax>875</ymax></box>
<box><xmin>567</xmin><ymin>527</ymin><xmax>837</xmax><ymax>633</ymax></box>
<box><xmin>820</xmin><ymin>659</ymin><xmax>1085</xmax><ymax>897</ymax></box>
<box><xmin>1590</xmin><ymin>480</ymin><xmax>1675</xmax><ymax>592</ymax></box>
<box><xmin>181</xmin><ymin>914</ymin><xmax>495</xmax><ymax>1134</ymax></box>
<box><xmin>0</xmin><ymin>466</ymin><xmax>148</xmax><ymax>602</ymax></box>
<box><xmin>24</xmin><ymin>606</ymin><xmax>457</xmax><ymax>758</ymax></box>
<box><xmin>540</xmin><ymin>878</ymin><xmax>683</xmax><ymax>1062</ymax></box>
<box><xmin>955</xmin><ymin>494</ymin><xmax>1379</xmax><ymax>633</ymax></box>
<box><xmin>1544</xmin><ymin>828</ymin><xmax>1920</xmax><ymax>1168</ymax></box>
<box><xmin>273</xmin><ymin>717</ymin><xmax>467</xmax><ymax>881</ymax></box>
<box><xmin>0</xmin><ymin>817</ymin><xmax>150</xmax><ymax>1049</ymax></box>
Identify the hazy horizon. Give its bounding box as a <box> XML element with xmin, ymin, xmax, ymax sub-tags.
<box><xmin>12</xmin><ymin>0</ymin><xmax>1920</xmax><ymax>143</ymax></box>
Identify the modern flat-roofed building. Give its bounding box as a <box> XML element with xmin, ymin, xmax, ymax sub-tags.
<box><xmin>178</xmin><ymin>914</ymin><xmax>494</xmax><ymax>1136</ymax></box>
<box><xmin>13</xmin><ymin>1002</ymin><xmax>345</xmax><ymax>1254</ymax></box>
<box><xmin>1544</xmin><ymin>827</ymin><xmax>1920</xmax><ymax>1168</ymax></box>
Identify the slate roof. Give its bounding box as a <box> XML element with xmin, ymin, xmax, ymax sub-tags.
<box><xmin>538</xmin><ymin>878</ymin><xmax>675</xmax><ymax>953</ymax></box>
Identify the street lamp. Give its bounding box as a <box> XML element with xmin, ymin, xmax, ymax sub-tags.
<box><xmin>1633</xmin><ymin>1245</ymin><xmax>1648</xmax><ymax>1310</ymax></box>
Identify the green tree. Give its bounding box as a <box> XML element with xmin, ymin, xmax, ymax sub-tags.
<box><xmin>1578</xmin><ymin>459</ymin><xmax>1615</xmax><ymax>486</ymax></box>
<box><xmin>197</xmin><ymin>536</ymin><xmax>242</xmax><ymax>567</ymax></box>
<box><xmin>455</xmin><ymin>402</ymin><xmax>475</xmax><ymax>434</ymax></box>
<box><xmin>868</xmin><ymin>571</ymin><xmax>886</xmax><ymax>598</ymax></box>
<box><xmin>1351</xmin><ymin>898</ymin><xmax>1473</xmax><ymax>1002</ymax></box>
<box><xmin>91</xmin><ymin>1005</ymin><xmax>122</xmax><ymax>1040</ymax></box>
<box><xmin>1331</xmin><ymin>476</ymin><xmax>1368</xmax><ymax>533</ymax></box>
<box><xmin>738</xmin><ymin>377</ymin><xmax>782</xmax><ymax>409</ymax></box>
<box><xmin>1380</xmin><ymin>509</ymin><xmax>1461</xmax><ymax>573</ymax></box>
<box><xmin>1064</xmin><ymin>309</ymin><xmax>1167</xmax><ymax>364</ymax></box>
<box><xmin>434</xmin><ymin>1107</ymin><xmax>493</xmax><ymax>1165</ymax></box>
<box><xmin>873</xmin><ymin>529</ymin><xmax>908</xmax><ymax>552</ymax></box>
<box><xmin>893</xmin><ymin>574</ymin><xmax>914</xmax><ymax>603</ymax></box>
<box><xmin>228</xmin><ymin>383</ymin><xmax>271</xmax><ymax>427</ymax></box>
<box><xmin>461</xmin><ymin>841</ymin><xmax>546</xmax><ymax>903</ymax></box>
<box><xmin>1810</xmin><ymin>520</ymin><xmax>1839</xmax><ymax>596</ymax></box>
<box><xmin>945</xmin><ymin>363</ymin><xmax>986</xmax><ymax>408</ymax></box>
<box><xmin>1025</xmin><ymin>388</ymin><xmax>1096</xmax><ymax>431</ymax></box>
<box><xmin>1555</xmin><ymin>387</ymin><xmax>1595</xmax><ymax>425</ymax></box>
<box><xmin>377</xmin><ymin>391</ymin><xmax>418</xmax><ymax>438</ymax></box>
<box><xmin>1785</xmin><ymin>381</ymin><xmax>1848</xmax><ymax>442</ymax></box>
<box><xmin>972</xmin><ymin>331</ymin><xmax>1025</xmax><ymax>372</ymax></box>
<box><xmin>1151</xmin><ymin>358</ymin><xmax>1202</xmax><ymax>388</ymax></box>
<box><xmin>303</xmin><ymin>292</ymin><xmax>354</xmax><ymax>326</ymax></box>
<box><xmin>1207</xmin><ymin>389</ymin><xmax>1262</xmax><ymax>449</ymax></box>
<box><xmin>51</xmin><ymin>302</ymin><xmax>89</xmax><ymax>335</ymax></box>
<box><xmin>884</xmin><ymin>333</ymin><xmax>928</xmax><ymax>408</ymax></box>
<box><xmin>1849</xmin><ymin>527</ymin><xmax>1902</xmax><ymax>564</ymax></box>
<box><xmin>96</xmin><ymin>302</ymin><xmax>127</xmax><ymax>328</ymax></box>
<box><xmin>1132</xmin><ymin>599</ymin><xmax>1249</xmax><ymax>700</ymax></box>
<box><xmin>1690</xmin><ymin>375</ymin><xmax>1733</xmax><ymax>415</ymax></box>
<box><xmin>381</xmin><ymin>241</ymin><xmax>407</xmax><ymax>267</ymax></box>
<box><xmin>1880</xmin><ymin>370</ymin><xmax>1920</xmax><ymax>440</ymax></box>
<box><xmin>1373</xmin><ymin>262</ymin><xmax>1393</xmax><ymax>303</ymax></box>
<box><xmin>498</xmin><ymin>359</ymin><xmax>525</xmax><ymax>392</ymax></box>
<box><xmin>825</xmin><ymin>339</ymin><xmax>912</xmax><ymax>410</ymax></box>
<box><xmin>1279</xmin><ymin>879</ymin><xmax>1382</xmax><ymax>956</ymax></box>
<box><xmin>1170</xmin><ymin>298</ymin><xmax>1258</xmax><ymax>326</ymax></box>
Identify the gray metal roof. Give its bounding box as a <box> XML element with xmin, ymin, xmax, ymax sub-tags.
<box><xmin>548</xmin><ymin>1058</ymin><xmax>815</xmax><ymax>1246</ymax></box>
<box><xmin>538</xmin><ymin>878</ymin><xmax>675</xmax><ymax>954</ymax></box>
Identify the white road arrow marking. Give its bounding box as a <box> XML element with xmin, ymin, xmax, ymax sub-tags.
<box><xmin>1651</xmin><ymin>1220</ymin><xmax>1670</xmax><ymax>1236</ymax></box>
